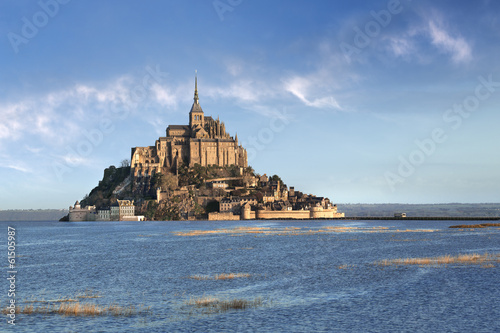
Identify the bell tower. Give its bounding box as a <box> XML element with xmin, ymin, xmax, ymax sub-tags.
<box><xmin>189</xmin><ymin>71</ymin><xmax>204</xmax><ymax>128</ymax></box>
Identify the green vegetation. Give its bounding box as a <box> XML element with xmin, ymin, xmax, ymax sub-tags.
<box><xmin>177</xmin><ymin>164</ymin><xmax>246</xmax><ymax>188</ymax></box>
<box><xmin>142</xmin><ymin>201</ymin><xmax>159</xmax><ymax>220</ymax></box>
<box><xmin>151</xmin><ymin>172</ymin><xmax>178</xmax><ymax>191</ymax></box>
<box><xmin>140</xmin><ymin>199</ymin><xmax>181</xmax><ymax>221</ymax></box>
<box><xmin>270</xmin><ymin>174</ymin><xmax>285</xmax><ymax>188</ymax></box>
<box><xmin>70</xmin><ymin>160</ymin><xmax>290</xmax><ymax>221</ymax></box>
<box><xmin>154</xmin><ymin>204</ymin><xmax>181</xmax><ymax>221</ymax></box>
<box><xmin>205</xmin><ymin>200</ymin><xmax>219</xmax><ymax>214</ymax></box>
<box><xmin>81</xmin><ymin>166</ymin><xmax>131</xmax><ymax>208</ymax></box>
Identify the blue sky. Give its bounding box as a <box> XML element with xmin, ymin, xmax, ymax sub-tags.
<box><xmin>1</xmin><ymin>0</ymin><xmax>500</xmax><ymax>209</ymax></box>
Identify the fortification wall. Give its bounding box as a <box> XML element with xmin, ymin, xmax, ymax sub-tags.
<box><xmin>256</xmin><ymin>210</ymin><xmax>310</xmax><ymax>220</ymax></box>
<box><xmin>69</xmin><ymin>210</ymin><xmax>96</xmax><ymax>222</ymax></box>
<box><xmin>310</xmin><ymin>207</ymin><xmax>345</xmax><ymax>219</ymax></box>
<box><xmin>241</xmin><ymin>210</ymin><xmax>256</xmax><ymax>220</ymax></box>
<box><xmin>208</xmin><ymin>212</ymin><xmax>241</xmax><ymax>221</ymax></box>
<box><xmin>69</xmin><ymin>211</ymin><xmax>88</xmax><ymax>222</ymax></box>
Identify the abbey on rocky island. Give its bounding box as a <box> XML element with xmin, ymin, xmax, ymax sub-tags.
<box><xmin>130</xmin><ymin>75</ymin><xmax>248</xmax><ymax>181</ymax></box>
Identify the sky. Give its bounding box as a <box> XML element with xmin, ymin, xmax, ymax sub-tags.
<box><xmin>1</xmin><ymin>0</ymin><xmax>500</xmax><ymax>209</ymax></box>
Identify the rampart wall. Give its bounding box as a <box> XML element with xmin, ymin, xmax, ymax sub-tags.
<box><xmin>208</xmin><ymin>212</ymin><xmax>241</xmax><ymax>221</ymax></box>
<box><xmin>255</xmin><ymin>210</ymin><xmax>310</xmax><ymax>220</ymax></box>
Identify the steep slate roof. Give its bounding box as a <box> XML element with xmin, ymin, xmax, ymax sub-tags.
<box><xmin>190</xmin><ymin>103</ymin><xmax>203</xmax><ymax>113</ymax></box>
<box><xmin>190</xmin><ymin>72</ymin><xmax>203</xmax><ymax>113</ymax></box>
<box><xmin>168</xmin><ymin>125</ymin><xmax>190</xmax><ymax>130</ymax></box>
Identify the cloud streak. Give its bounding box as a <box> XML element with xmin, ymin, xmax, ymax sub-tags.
<box><xmin>427</xmin><ymin>19</ymin><xmax>472</xmax><ymax>64</ymax></box>
<box><xmin>284</xmin><ymin>76</ymin><xmax>342</xmax><ymax>110</ymax></box>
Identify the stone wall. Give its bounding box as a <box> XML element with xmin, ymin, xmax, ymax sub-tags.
<box><xmin>69</xmin><ymin>210</ymin><xmax>97</xmax><ymax>221</ymax></box>
<box><xmin>310</xmin><ymin>207</ymin><xmax>345</xmax><ymax>219</ymax></box>
<box><xmin>239</xmin><ymin>208</ymin><xmax>345</xmax><ymax>220</ymax></box>
<box><xmin>255</xmin><ymin>210</ymin><xmax>310</xmax><ymax>220</ymax></box>
<box><xmin>208</xmin><ymin>212</ymin><xmax>241</xmax><ymax>221</ymax></box>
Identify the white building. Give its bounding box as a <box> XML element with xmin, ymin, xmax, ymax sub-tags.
<box><xmin>110</xmin><ymin>200</ymin><xmax>136</xmax><ymax>221</ymax></box>
<box><xmin>97</xmin><ymin>209</ymin><xmax>111</xmax><ymax>221</ymax></box>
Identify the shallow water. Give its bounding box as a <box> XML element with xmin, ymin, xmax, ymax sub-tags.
<box><xmin>1</xmin><ymin>220</ymin><xmax>499</xmax><ymax>332</ymax></box>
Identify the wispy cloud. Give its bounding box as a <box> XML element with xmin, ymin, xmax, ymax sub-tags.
<box><xmin>54</xmin><ymin>153</ymin><xmax>93</xmax><ymax>167</ymax></box>
<box><xmin>386</xmin><ymin>36</ymin><xmax>416</xmax><ymax>58</ymax></box>
<box><xmin>150</xmin><ymin>83</ymin><xmax>180</xmax><ymax>108</ymax></box>
<box><xmin>225</xmin><ymin>59</ymin><xmax>244</xmax><ymax>76</ymax></box>
<box><xmin>426</xmin><ymin>19</ymin><xmax>472</xmax><ymax>64</ymax></box>
<box><xmin>0</xmin><ymin>74</ymin><xmax>180</xmax><ymax>149</ymax></box>
<box><xmin>205</xmin><ymin>79</ymin><xmax>272</xmax><ymax>102</ymax></box>
<box><xmin>379</xmin><ymin>10</ymin><xmax>472</xmax><ymax>65</ymax></box>
<box><xmin>242</xmin><ymin>104</ymin><xmax>293</xmax><ymax>121</ymax></box>
<box><xmin>2</xmin><ymin>163</ymin><xmax>31</xmax><ymax>173</ymax></box>
<box><xmin>284</xmin><ymin>75</ymin><xmax>342</xmax><ymax>110</ymax></box>
<box><xmin>0</xmin><ymin>153</ymin><xmax>33</xmax><ymax>173</ymax></box>
<box><xmin>24</xmin><ymin>145</ymin><xmax>44</xmax><ymax>154</ymax></box>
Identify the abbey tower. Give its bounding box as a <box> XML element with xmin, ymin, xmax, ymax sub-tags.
<box><xmin>130</xmin><ymin>75</ymin><xmax>248</xmax><ymax>183</ymax></box>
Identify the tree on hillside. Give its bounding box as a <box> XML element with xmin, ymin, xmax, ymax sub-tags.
<box><xmin>245</xmin><ymin>166</ymin><xmax>256</xmax><ymax>176</ymax></box>
<box><xmin>253</xmin><ymin>191</ymin><xmax>264</xmax><ymax>203</ymax></box>
<box><xmin>270</xmin><ymin>174</ymin><xmax>285</xmax><ymax>187</ymax></box>
<box><xmin>231</xmin><ymin>189</ymin><xmax>242</xmax><ymax>197</ymax></box>
<box><xmin>152</xmin><ymin>172</ymin><xmax>178</xmax><ymax>191</ymax></box>
<box><xmin>205</xmin><ymin>200</ymin><xmax>219</xmax><ymax>213</ymax></box>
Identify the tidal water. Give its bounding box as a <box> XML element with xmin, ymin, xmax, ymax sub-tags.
<box><xmin>1</xmin><ymin>220</ymin><xmax>499</xmax><ymax>332</ymax></box>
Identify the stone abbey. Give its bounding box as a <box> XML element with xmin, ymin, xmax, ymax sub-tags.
<box><xmin>67</xmin><ymin>74</ymin><xmax>344</xmax><ymax>221</ymax></box>
<box><xmin>130</xmin><ymin>75</ymin><xmax>248</xmax><ymax>181</ymax></box>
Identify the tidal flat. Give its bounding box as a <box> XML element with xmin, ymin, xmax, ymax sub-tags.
<box><xmin>1</xmin><ymin>220</ymin><xmax>499</xmax><ymax>332</ymax></box>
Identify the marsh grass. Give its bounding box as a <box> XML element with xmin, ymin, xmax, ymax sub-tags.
<box><xmin>2</xmin><ymin>300</ymin><xmax>150</xmax><ymax>317</ymax></box>
<box><xmin>376</xmin><ymin>253</ymin><xmax>500</xmax><ymax>267</ymax></box>
<box><xmin>174</xmin><ymin>226</ymin><xmax>437</xmax><ymax>237</ymax></box>
<box><xmin>186</xmin><ymin>295</ymin><xmax>263</xmax><ymax>313</ymax></box>
<box><xmin>449</xmin><ymin>223</ymin><xmax>500</xmax><ymax>229</ymax></box>
<box><xmin>188</xmin><ymin>273</ymin><xmax>251</xmax><ymax>280</ymax></box>
<box><xmin>174</xmin><ymin>227</ymin><xmax>270</xmax><ymax>236</ymax></box>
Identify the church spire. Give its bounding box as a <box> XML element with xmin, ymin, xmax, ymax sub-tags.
<box><xmin>194</xmin><ymin>70</ymin><xmax>199</xmax><ymax>105</ymax></box>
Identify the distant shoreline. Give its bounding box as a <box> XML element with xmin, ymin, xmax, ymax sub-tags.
<box><xmin>233</xmin><ymin>216</ymin><xmax>500</xmax><ymax>221</ymax></box>
<box><xmin>340</xmin><ymin>216</ymin><xmax>500</xmax><ymax>221</ymax></box>
<box><xmin>2</xmin><ymin>216</ymin><xmax>499</xmax><ymax>223</ymax></box>
<box><xmin>0</xmin><ymin>209</ymin><xmax>68</xmax><ymax>222</ymax></box>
